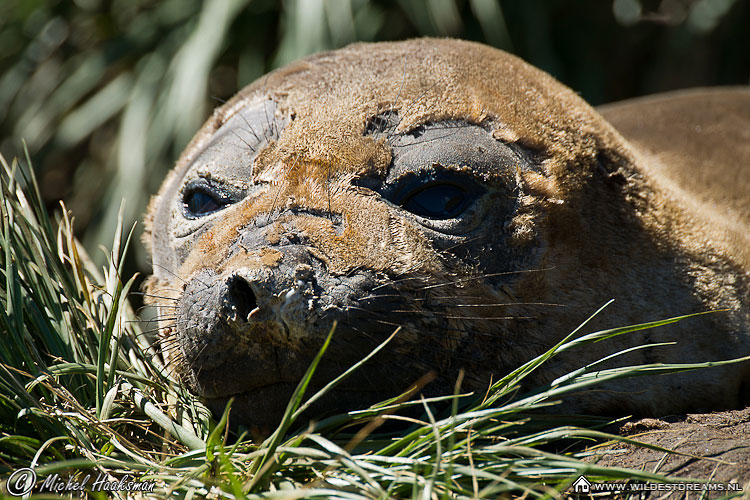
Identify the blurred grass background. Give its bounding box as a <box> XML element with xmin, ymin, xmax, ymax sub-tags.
<box><xmin>1</xmin><ymin>0</ymin><xmax>748</xmax><ymax>301</ymax></box>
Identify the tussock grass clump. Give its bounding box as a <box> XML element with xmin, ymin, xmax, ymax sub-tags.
<box><xmin>1</xmin><ymin>154</ymin><xmax>737</xmax><ymax>498</ymax></box>
<box><xmin>1</xmin><ymin>153</ymin><xmax>207</xmax><ymax>476</ymax></box>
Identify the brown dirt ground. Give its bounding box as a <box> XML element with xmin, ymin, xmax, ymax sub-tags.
<box><xmin>579</xmin><ymin>407</ymin><xmax>750</xmax><ymax>498</ymax></box>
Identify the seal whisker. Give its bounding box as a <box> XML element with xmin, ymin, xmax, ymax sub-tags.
<box><xmin>229</xmin><ymin>129</ymin><xmax>257</xmax><ymax>154</ymax></box>
<box><xmin>355</xmin><ymin>293</ymin><xmax>405</xmax><ymax>301</ymax></box>
<box><xmin>159</xmin><ymin>339</ymin><xmax>183</xmax><ymax>351</ymax></box>
<box><xmin>370</xmin><ymin>274</ymin><xmax>424</xmax><ymax>292</ymax></box>
<box><xmin>151</xmin><ymin>263</ymin><xmax>211</xmax><ymax>290</ymax></box>
<box><xmin>132</xmin><ymin>316</ymin><xmax>177</xmax><ymax>325</ymax></box>
<box><xmin>135</xmin><ymin>305</ymin><xmax>177</xmax><ymax>317</ymax></box>
<box><xmin>132</xmin><ymin>327</ymin><xmax>172</xmax><ymax>339</ymax></box>
<box><xmin>423</xmin><ymin>314</ymin><xmax>534</xmax><ymax>321</ymax></box>
<box><xmin>368</xmin><ymin>237</ymin><xmax>486</xmax><ymax>291</ymax></box>
<box><xmin>234</xmin><ymin>101</ymin><xmax>264</xmax><ymax>144</ymax></box>
<box><xmin>407</xmin><ymin>299</ymin><xmax>565</xmax><ymax>308</ymax></box>
<box><xmin>140</xmin><ymin>304</ymin><xmax>178</xmax><ymax>311</ymax></box>
<box><xmin>415</xmin><ymin>268</ymin><xmax>554</xmax><ymax>291</ymax></box>
<box><xmin>130</xmin><ymin>291</ymin><xmax>179</xmax><ymax>301</ymax></box>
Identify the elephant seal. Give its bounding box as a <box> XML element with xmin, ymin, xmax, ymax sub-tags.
<box><xmin>143</xmin><ymin>39</ymin><xmax>750</xmax><ymax>428</ymax></box>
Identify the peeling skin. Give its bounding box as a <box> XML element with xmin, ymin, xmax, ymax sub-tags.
<box><xmin>144</xmin><ymin>39</ymin><xmax>750</xmax><ymax>428</ymax></box>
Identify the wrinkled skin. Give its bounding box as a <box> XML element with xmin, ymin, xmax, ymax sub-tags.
<box><xmin>144</xmin><ymin>39</ymin><xmax>750</xmax><ymax>429</ymax></box>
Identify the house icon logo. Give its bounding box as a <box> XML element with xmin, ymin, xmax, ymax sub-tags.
<box><xmin>573</xmin><ymin>475</ymin><xmax>592</xmax><ymax>494</ymax></box>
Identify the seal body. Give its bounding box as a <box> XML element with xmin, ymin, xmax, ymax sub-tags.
<box><xmin>144</xmin><ymin>39</ymin><xmax>750</xmax><ymax>427</ymax></box>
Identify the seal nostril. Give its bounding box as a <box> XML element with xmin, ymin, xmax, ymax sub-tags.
<box><xmin>227</xmin><ymin>276</ymin><xmax>258</xmax><ymax>322</ymax></box>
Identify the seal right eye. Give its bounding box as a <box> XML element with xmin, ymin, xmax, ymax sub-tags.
<box><xmin>183</xmin><ymin>187</ymin><xmax>226</xmax><ymax>217</ymax></box>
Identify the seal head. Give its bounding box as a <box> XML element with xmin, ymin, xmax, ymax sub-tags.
<box><xmin>144</xmin><ymin>39</ymin><xmax>750</xmax><ymax>427</ymax></box>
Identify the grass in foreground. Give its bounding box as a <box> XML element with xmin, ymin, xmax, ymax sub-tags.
<box><xmin>1</xmin><ymin>154</ymin><xmax>743</xmax><ymax>499</ymax></box>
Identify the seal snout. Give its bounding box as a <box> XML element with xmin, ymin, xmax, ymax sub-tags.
<box><xmin>174</xmin><ymin>267</ymin><xmax>305</xmax><ymax>398</ymax></box>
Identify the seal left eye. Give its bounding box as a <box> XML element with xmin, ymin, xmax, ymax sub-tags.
<box><xmin>183</xmin><ymin>188</ymin><xmax>225</xmax><ymax>217</ymax></box>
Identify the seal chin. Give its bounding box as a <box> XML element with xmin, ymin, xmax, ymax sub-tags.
<box><xmin>204</xmin><ymin>382</ymin><xmax>406</xmax><ymax>433</ymax></box>
<box><xmin>204</xmin><ymin>383</ymin><xmax>298</xmax><ymax>432</ymax></box>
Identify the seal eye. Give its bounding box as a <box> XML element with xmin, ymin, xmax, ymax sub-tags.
<box><xmin>401</xmin><ymin>182</ymin><xmax>473</xmax><ymax>219</ymax></box>
<box><xmin>183</xmin><ymin>188</ymin><xmax>224</xmax><ymax>217</ymax></box>
<box><xmin>375</xmin><ymin>170</ymin><xmax>486</xmax><ymax>224</ymax></box>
